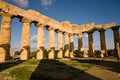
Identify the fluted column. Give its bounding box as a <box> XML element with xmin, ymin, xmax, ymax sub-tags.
<box><xmin>112</xmin><ymin>27</ymin><xmax>120</xmax><ymax>58</ymax></box>
<box><xmin>69</xmin><ymin>34</ymin><xmax>74</xmax><ymax>58</ymax></box>
<box><xmin>36</xmin><ymin>23</ymin><xmax>44</xmax><ymax>59</ymax></box>
<box><xmin>99</xmin><ymin>29</ymin><xmax>107</xmax><ymax>57</ymax></box>
<box><xmin>78</xmin><ymin>33</ymin><xmax>83</xmax><ymax>53</ymax></box>
<box><xmin>48</xmin><ymin>27</ymin><xmax>55</xmax><ymax>59</ymax></box>
<box><xmin>20</xmin><ymin>18</ymin><xmax>31</xmax><ymax>60</ymax></box>
<box><xmin>88</xmin><ymin>32</ymin><xmax>94</xmax><ymax>55</ymax></box>
<box><xmin>0</xmin><ymin>13</ymin><xmax>13</xmax><ymax>62</ymax></box>
<box><xmin>57</xmin><ymin>30</ymin><xmax>63</xmax><ymax>58</ymax></box>
<box><xmin>64</xmin><ymin>32</ymin><xmax>69</xmax><ymax>57</ymax></box>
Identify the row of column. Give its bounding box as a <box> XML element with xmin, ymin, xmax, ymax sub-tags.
<box><xmin>87</xmin><ymin>28</ymin><xmax>119</xmax><ymax>57</ymax></box>
<box><xmin>20</xmin><ymin>18</ymin><xmax>75</xmax><ymax>60</ymax></box>
<box><xmin>0</xmin><ymin>13</ymin><xmax>119</xmax><ymax>62</ymax></box>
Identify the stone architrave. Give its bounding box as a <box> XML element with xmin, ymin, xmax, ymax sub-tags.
<box><xmin>36</xmin><ymin>23</ymin><xmax>44</xmax><ymax>59</ymax></box>
<box><xmin>99</xmin><ymin>29</ymin><xmax>108</xmax><ymax>57</ymax></box>
<box><xmin>69</xmin><ymin>34</ymin><xmax>74</xmax><ymax>58</ymax></box>
<box><xmin>63</xmin><ymin>32</ymin><xmax>69</xmax><ymax>57</ymax></box>
<box><xmin>20</xmin><ymin>18</ymin><xmax>31</xmax><ymax>60</ymax></box>
<box><xmin>0</xmin><ymin>13</ymin><xmax>13</xmax><ymax>62</ymax></box>
<box><xmin>48</xmin><ymin>27</ymin><xmax>55</xmax><ymax>59</ymax></box>
<box><xmin>88</xmin><ymin>32</ymin><xmax>94</xmax><ymax>55</ymax></box>
<box><xmin>57</xmin><ymin>30</ymin><xmax>63</xmax><ymax>58</ymax></box>
<box><xmin>112</xmin><ymin>27</ymin><xmax>120</xmax><ymax>58</ymax></box>
<box><xmin>78</xmin><ymin>33</ymin><xmax>83</xmax><ymax>53</ymax></box>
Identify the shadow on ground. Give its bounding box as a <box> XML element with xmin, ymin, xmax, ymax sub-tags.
<box><xmin>30</xmin><ymin>59</ymin><xmax>101</xmax><ymax>80</ymax></box>
<box><xmin>0</xmin><ymin>60</ymin><xmax>25</xmax><ymax>72</ymax></box>
<box><xmin>71</xmin><ymin>58</ymin><xmax>120</xmax><ymax>74</ymax></box>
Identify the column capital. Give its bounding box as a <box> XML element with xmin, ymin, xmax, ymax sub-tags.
<box><xmin>77</xmin><ymin>32</ymin><xmax>82</xmax><ymax>36</ymax></box>
<box><xmin>56</xmin><ymin>30</ymin><xmax>63</xmax><ymax>33</ymax></box>
<box><xmin>87</xmin><ymin>31</ymin><xmax>94</xmax><ymax>34</ymax></box>
<box><xmin>63</xmin><ymin>32</ymin><xmax>69</xmax><ymax>35</ymax></box>
<box><xmin>0</xmin><ymin>12</ymin><xmax>13</xmax><ymax>18</ymax></box>
<box><xmin>47</xmin><ymin>27</ymin><xmax>55</xmax><ymax>31</ymax></box>
<box><xmin>36</xmin><ymin>23</ymin><xmax>45</xmax><ymax>28</ymax></box>
<box><xmin>98</xmin><ymin>29</ymin><xmax>106</xmax><ymax>32</ymax></box>
<box><xmin>20</xmin><ymin>18</ymin><xmax>32</xmax><ymax>23</ymax></box>
<box><xmin>69</xmin><ymin>33</ymin><xmax>74</xmax><ymax>37</ymax></box>
<box><xmin>111</xmin><ymin>26</ymin><xmax>119</xmax><ymax>30</ymax></box>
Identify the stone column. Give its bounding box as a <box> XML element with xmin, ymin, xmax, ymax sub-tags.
<box><xmin>57</xmin><ymin>30</ymin><xmax>63</xmax><ymax>58</ymax></box>
<box><xmin>64</xmin><ymin>32</ymin><xmax>69</xmax><ymax>57</ymax></box>
<box><xmin>69</xmin><ymin>34</ymin><xmax>74</xmax><ymax>58</ymax></box>
<box><xmin>0</xmin><ymin>13</ymin><xmax>13</xmax><ymax>62</ymax></box>
<box><xmin>20</xmin><ymin>18</ymin><xmax>31</xmax><ymax>60</ymax></box>
<box><xmin>112</xmin><ymin>27</ymin><xmax>120</xmax><ymax>58</ymax></box>
<box><xmin>78</xmin><ymin>33</ymin><xmax>83</xmax><ymax>53</ymax></box>
<box><xmin>36</xmin><ymin>23</ymin><xmax>44</xmax><ymax>59</ymax></box>
<box><xmin>48</xmin><ymin>27</ymin><xmax>55</xmax><ymax>59</ymax></box>
<box><xmin>88</xmin><ymin>32</ymin><xmax>94</xmax><ymax>55</ymax></box>
<box><xmin>99</xmin><ymin>29</ymin><xmax>107</xmax><ymax>57</ymax></box>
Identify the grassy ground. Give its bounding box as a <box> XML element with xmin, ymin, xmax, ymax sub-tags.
<box><xmin>0</xmin><ymin>59</ymin><xmax>99</xmax><ymax>80</ymax></box>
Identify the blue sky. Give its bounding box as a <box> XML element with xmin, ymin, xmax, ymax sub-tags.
<box><xmin>1</xmin><ymin>0</ymin><xmax>120</xmax><ymax>51</ymax></box>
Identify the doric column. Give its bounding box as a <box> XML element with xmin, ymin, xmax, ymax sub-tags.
<box><xmin>88</xmin><ymin>32</ymin><xmax>94</xmax><ymax>55</ymax></box>
<box><xmin>20</xmin><ymin>18</ymin><xmax>31</xmax><ymax>60</ymax></box>
<box><xmin>63</xmin><ymin>32</ymin><xmax>69</xmax><ymax>57</ymax></box>
<box><xmin>112</xmin><ymin>27</ymin><xmax>120</xmax><ymax>58</ymax></box>
<box><xmin>0</xmin><ymin>13</ymin><xmax>13</xmax><ymax>62</ymax></box>
<box><xmin>57</xmin><ymin>30</ymin><xmax>63</xmax><ymax>58</ymax></box>
<box><xmin>78</xmin><ymin>33</ymin><xmax>83</xmax><ymax>53</ymax></box>
<box><xmin>36</xmin><ymin>23</ymin><xmax>44</xmax><ymax>59</ymax></box>
<box><xmin>99</xmin><ymin>29</ymin><xmax>107</xmax><ymax>57</ymax></box>
<box><xmin>69</xmin><ymin>34</ymin><xmax>74</xmax><ymax>58</ymax></box>
<box><xmin>48</xmin><ymin>27</ymin><xmax>55</xmax><ymax>59</ymax></box>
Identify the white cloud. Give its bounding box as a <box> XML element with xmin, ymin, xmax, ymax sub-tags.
<box><xmin>40</xmin><ymin>0</ymin><xmax>53</xmax><ymax>6</ymax></box>
<box><xmin>31</xmin><ymin>35</ymin><xmax>37</xmax><ymax>43</ymax></box>
<box><xmin>12</xmin><ymin>0</ymin><xmax>28</xmax><ymax>7</ymax></box>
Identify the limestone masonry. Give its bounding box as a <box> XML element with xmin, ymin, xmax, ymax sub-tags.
<box><xmin>0</xmin><ymin>0</ymin><xmax>119</xmax><ymax>62</ymax></box>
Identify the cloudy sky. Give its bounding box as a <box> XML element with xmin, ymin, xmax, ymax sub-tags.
<box><xmin>1</xmin><ymin>0</ymin><xmax>120</xmax><ymax>51</ymax></box>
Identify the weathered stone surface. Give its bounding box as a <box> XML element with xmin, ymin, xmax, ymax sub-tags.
<box><xmin>20</xmin><ymin>18</ymin><xmax>31</xmax><ymax>60</ymax></box>
<box><xmin>99</xmin><ymin>29</ymin><xmax>108</xmax><ymax>57</ymax></box>
<box><xmin>112</xmin><ymin>27</ymin><xmax>120</xmax><ymax>58</ymax></box>
<box><xmin>64</xmin><ymin>32</ymin><xmax>69</xmax><ymax>57</ymax></box>
<box><xmin>83</xmin><ymin>51</ymin><xmax>88</xmax><ymax>58</ymax></box>
<box><xmin>36</xmin><ymin>23</ymin><xmax>44</xmax><ymax>59</ymax></box>
<box><xmin>57</xmin><ymin>30</ymin><xmax>63</xmax><ymax>58</ymax></box>
<box><xmin>78</xmin><ymin>33</ymin><xmax>83</xmax><ymax>52</ymax></box>
<box><xmin>48</xmin><ymin>27</ymin><xmax>55</xmax><ymax>59</ymax></box>
<box><xmin>0</xmin><ymin>0</ymin><xmax>119</xmax><ymax>62</ymax></box>
<box><xmin>88</xmin><ymin>32</ymin><xmax>94</xmax><ymax>55</ymax></box>
<box><xmin>69</xmin><ymin>34</ymin><xmax>74</xmax><ymax>58</ymax></box>
<box><xmin>0</xmin><ymin>12</ymin><xmax>12</xmax><ymax>62</ymax></box>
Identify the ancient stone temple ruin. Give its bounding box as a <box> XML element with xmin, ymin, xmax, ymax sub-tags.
<box><xmin>0</xmin><ymin>0</ymin><xmax>119</xmax><ymax>62</ymax></box>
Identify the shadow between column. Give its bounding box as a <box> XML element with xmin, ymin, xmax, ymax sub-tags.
<box><xmin>30</xmin><ymin>59</ymin><xmax>101</xmax><ymax>80</ymax></box>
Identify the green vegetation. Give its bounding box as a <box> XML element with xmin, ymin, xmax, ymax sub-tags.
<box><xmin>0</xmin><ymin>59</ymin><xmax>96</xmax><ymax>80</ymax></box>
